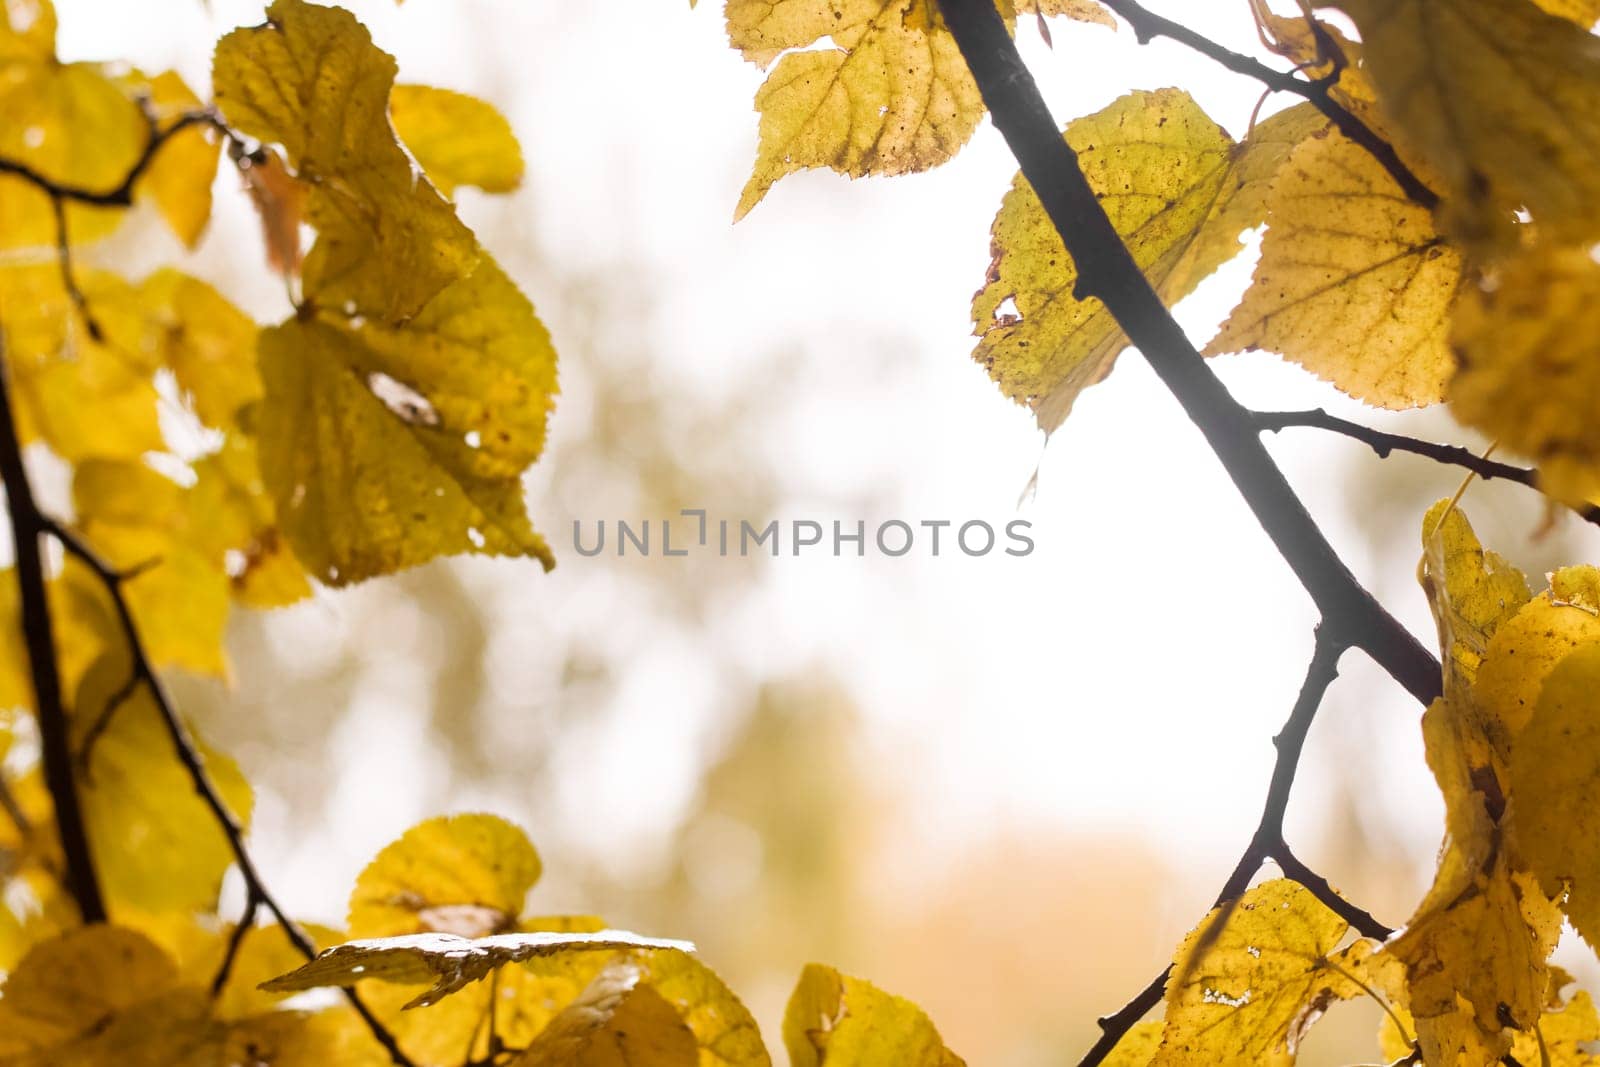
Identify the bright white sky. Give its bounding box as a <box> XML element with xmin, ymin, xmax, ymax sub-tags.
<box><xmin>51</xmin><ymin>0</ymin><xmax>1600</xmax><ymax>925</ymax></box>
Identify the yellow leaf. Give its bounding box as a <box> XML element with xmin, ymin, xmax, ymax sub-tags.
<box><xmin>973</xmin><ymin>89</ymin><xmax>1284</xmax><ymax>431</ymax></box>
<box><xmin>1473</xmin><ymin>566</ymin><xmax>1600</xmax><ymax>748</ymax></box>
<box><xmin>240</xmin><ymin>148</ymin><xmax>307</xmax><ymax>278</ymax></box>
<box><xmin>784</xmin><ymin>962</ymin><xmax>963</xmax><ymax>1067</ymax></box>
<box><xmin>119</xmin><ymin>69</ymin><xmax>219</xmax><ymax>247</ymax></box>
<box><xmin>1097</xmin><ymin>1020</ymin><xmax>1161</xmax><ymax>1066</ymax></box>
<box><xmin>212</xmin><ymin>0</ymin><xmax>477</xmax><ymax>322</ymax></box>
<box><xmin>72</xmin><ymin>654</ymin><xmax>252</xmax><ymax>914</ymax></box>
<box><xmin>513</xmin><ymin>961</ymin><xmax>700</xmax><ymax>1067</ymax></box>
<box><xmin>0</xmin><ymin>265</ymin><xmax>163</xmax><ymax>462</ymax></box>
<box><xmin>628</xmin><ymin>948</ymin><xmax>772</xmax><ymax>1067</ymax></box>
<box><xmin>1016</xmin><ymin>0</ymin><xmax>1114</xmax><ymax>27</ymax></box>
<box><xmin>349</xmin><ymin>812</ymin><xmax>542</xmax><ymax>939</ymax></box>
<box><xmin>726</xmin><ymin>0</ymin><xmax>985</xmax><ymax>221</ymax></box>
<box><xmin>256</xmin><ymin>256</ymin><xmax>557</xmax><ymax>584</ymax></box>
<box><xmin>1206</xmin><ymin>128</ymin><xmax>1462</xmax><ymax>407</ymax></box>
<box><xmin>1510</xmin><ymin>992</ymin><xmax>1600</xmax><ymax>1066</ymax></box>
<box><xmin>71</xmin><ymin>459</ymin><xmax>231</xmax><ymax>677</ymax></box>
<box><xmin>1152</xmin><ymin>879</ymin><xmax>1358</xmax><ymax>1065</ymax></box>
<box><xmin>140</xmin><ymin>269</ymin><xmax>259</xmax><ymax>431</ymax></box>
<box><xmin>1451</xmin><ymin>247</ymin><xmax>1600</xmax><ymax>502</ymax></box>
<box><xmin>389</xmin><ymin>84</ymin><xmax>524</xmax><ymax>196</ymax></box>
<box><xmin>260</xmin><ymin>929</ymin><xmax>695</xmax><ymax>1008</ymax></box>
<box><xmin>1334</xmin><ymin>0</ymin><xmax>1600</xmax><ymax>249</ymax></box>
<box><xmin>1509</xmin><ymin>643</ymin><xmax>1600</xmax><ymax>951</ymax></box>
<box><xmin>201</xmin><ymin>923</ymin><xmax>337</xmax><ymax>1021</ymax></box>
<box><xmin>1420</xmin><ymin>500</ymin><xmax>1531</xmax><ymax>702</ymax></box>
<box><xmin>1535</xmin><ymin>0</ymin><xmax>1600</xmax><ymax>25</ymax></box>
<box><xmin>190</xmin><ymin>436</ymin><xmax>312</xmax><ymax>609</ymax></box>
<box><xmin>0</xmin><ymin>924</ymin><xmax>177</xmax><ymax>1056</ymax></box>
<box><xmin>0</xmin><ymin>46</ymin><xmax>143</xmax><ymax>249</ymax></box>
<box><xmin>0</xmin><ymin>0</ymin><xmax>55</xmax><ymax>62</ymax></box>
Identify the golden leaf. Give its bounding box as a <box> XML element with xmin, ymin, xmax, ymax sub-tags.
<box><xmin>389</xmin><ymin>84</ymin><xmax>524</xmax><ymax>197</ymax></box>
<box><xmin>1153</xmin><ymin>879</ymin><xmax>1360</xmax><ymax>1065</ymax></box>
<box><xmin>784</xmin><ymin>962</ymin><xmax>964</xmax><ymax>1067</ymax></box>
<box><xmin>974</xmin><ymin>91</ymin><xmax>1320</xmax><ymax>431</ymax></box>
<box><xmin>512</xmin><ymin>962</ymin><xmax>700</xmax><ymax>1067</ymax></box>
<box><xmin>726</xmin><ymin>0</ymin><xmax>986</xmax><ymax>221</ymax></box>
<box><xmin>1335</xmin><ymin>0</ymin><xmax>1600</xmax><ymax>249</ymax></box>
<box><xmin>256</xmin><ymin>257</ymin><xmax>557</xmax><ymax>584</ymax></box>
<box><xmin>1206</xmin><ymin>128</ymin><xmax>1462</xmax><ymax>407</ymax></box>
<box><xmin>1451</xmin><ymin>247</ymin><xmax>1600</xmax><ymax>502</ymax></box>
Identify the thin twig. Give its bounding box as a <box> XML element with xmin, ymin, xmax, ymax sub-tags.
<box><xmin>75</xmin><ymin>668</ymin><xmax>141</xmax><ymax>778</ymax></box>
<box><xmin>937</xmin><ymin>0</ymin><xmax>1442</xmax><ymax>705</ymax></box>
<box><xmin>45</xmin><ymin>520</ymin><xmax>416</xmax><ymax>1067</ymax></box>
<box><xmin>1256</xmin><ymin>408</ymin><xmax>1600</xmax><ymax>527</ymax></box>
<box><xmin>0</xmin><ymin>344</ymin><xmax>106</xmax><ymax>922</ymax></box>
<box><xmin>1071</xmin><ymin>631</ymin><xmax>1376</xmax><ymax>1065</ymax></box>
<box><xmin>1093</xmin><ymin>0</ymin><xmax>1438</xmax><ymax>209</ymax></box>
<box><xmin>49</xmin><ymin>197</ymin><xmax>101</xmax><ymax>342</ymax></box>
<box><xmin>211</xmin><ymin>889</ymin><xmax>262</xmax><ymax>997</ymax></box>
<box><xmin>0</xmin><ymin>767</ymin><xmax>33</xmax><ymax>844</ymax></box>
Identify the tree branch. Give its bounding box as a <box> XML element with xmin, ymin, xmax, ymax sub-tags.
<box><xmin>938</xmin><ymin>0</ymin><xmax>1442</xmax><ymax>705</ymax></box>
<box><xmin>1093</xmin><ymin>0</ymin><xmax>1438</xmax><ymax>209</ymax></box>
<box><xmin>1075</xmin><ymin>630</ymin><xmax>1390</xmax><ymax>1066</ymax></box>
<box><xmin>1256</xmin><ymin>408</ymin><xmax>1600</xmax><ymax>527</ymax></box>
<box><xmin>45</xmin><ymin>520</ymin><xmax>416</xmax><ymax>1067</ymax></box>
<box><xmin>0</xmin><ymin>346</ymin><xmax>105</xmax><ymax>923</ymax></box>
<box><xmin>0</xmin><ymin>109</ymin><xmax>224</xmax><ymax>208</ymax></box>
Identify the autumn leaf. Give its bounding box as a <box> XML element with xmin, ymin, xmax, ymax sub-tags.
<box><xmin>1473</xmin><ymin>566</ymin><xmax>1600</xmax><ymax>751</ymax></box>
<box><xmin>1509</xmin><ymin>643</ymin><xmax>1600</xmax><ymax>953</ymax></box>
<box><xmin>389</xmin><ymin>84</ymin><xmax>524</xmax><ymax>197</ymax></box>
<box><xmin>72</xmin><ymin>654</ymin><xmax>253</xmax><ymax>914</ymax></box>
<box><xmin>1206</xmin><ymin>128</ymin><xmax>1463</xmax><ymax>408</ymax></box>
<box><xmin>974</xmin><ymin>91</ymin><xmax>1321</xmax><ymax>431</ymax></box>
<box><xmin>1152</xmin><ymin>879</ymin><xmax>1363</xmax><ymax>1065</ymax></box>
<box><xmin>213</xmin><ymin>0</ymin><xmax>477</xmax><ymax>322</ymax></box>
<box><xmin>1451</xmin><ymin>247</ymin><xmax>1600</xmax><ymax>503</ymax></box>
<box><xmin>116</xmin><ymin>69</ymin><xmax>219</xmax><ymax>248</ymax></box>
<box><xmin>1508</xmin><ymin>991</ymin><xmax>1600</xmax><ymax>1066</ymax></box>
<box><xmin>256</xmin><ymin>256</ymin><xmax>557</xmax><ymax>584</ymax></box>
<box><xmin>1333</xmin><ymin>0</ymin><xmax>1600</xmax><ymax>249</ymax></box>
<box><xmin>784</xmin><ymin>962</ymin><xmax>964</xmax><ymax>1066</ymax></box>
<box><xmin>627</xmin><ymin>947</ymin><xmax>772</xmax><ymax>1067</ymax></box>
<box><xmin>1420</xmin><ymin>499</ymin><xmax>1531</xmax><ymax>703</ymax></box>
<box><xmin>138</xmin><ymin>269</ymin><xmax>259</xmax><ymax>432</ymax></box>
<box><xmin>0</xmin><ymin>2</ymin><xmax>143</xmax><ymax>250</ymax></box>
<box><xmin>344</xmin><ymin>816</ymin><xmax>631</xmax><ymax>1064</ymax></box>
<box><xmin>0</xmin><ymin>265</ymin><xmax>163</xmax><ymax>462</ymax></box>
<box><xmin>259</xmin><ymin>929</ymin><xmax>695</xmax><ymax>1007</ymax></box>
<box><xmin>511</xmin><ymin>961</ymin><xmax>700</xmax><ymax>1066</ymax></box>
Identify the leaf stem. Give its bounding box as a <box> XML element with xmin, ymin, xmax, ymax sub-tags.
<box><xmin>0</xmin><ymin>344</ymin><xmax>106</xmax><ymax>923</ymax></box>
<box><xmin>1093</xmin><ymin>0</ymin><xmax>1438</xmax><ymax>209</ymax></box>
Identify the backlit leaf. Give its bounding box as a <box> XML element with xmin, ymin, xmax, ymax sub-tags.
<box><xmin>1451</xmin><ymin>247</ymin><xmax>1600</xmax><ymax>502</ymax></box>
<box><xmin>1153</xmin><ymin>879</ymin><xmax>1360</xmax><ymax>1065</ymax></box>
<box><xmin>784</xmin><ymin>962</ymin><xmax>964</xmax><ymax>1066</ymax></box>
<box><xmin>1206</xmin><ymin>128</ymin><xmax>1463</xmax><ymax>407</ymax></box>
<box><xmin>213</xmin><ymin>0</ymin><xmax>477</xmax><ymax>322</ymax></box>
<box><xmin>256</xmin><ymin>257</ymin><xmax>557</xmax><ymax>584</ymax></box>
<box><xmin>726</xmin><ymin>0</ymin><xmax>988</xmax><ymax>221</ymax></box>
<box><xmin>512</xmin><ymin>961</ymin><xmax>700</xmax><ymax>1067</ymax></box>
<box><xmin>972</xmin><ymin>89</ymin><xmax>1253</xmax><ymax>431</ymax></box>
<box><xmin>1334</xmin><ymin>0</ymin><xmax>1600</xmax><ymax>249</ymax></box>
<box><xmin>389</xmin><ymin>84</ymin><xmax>523</xmax><ymax>196</ymax></box>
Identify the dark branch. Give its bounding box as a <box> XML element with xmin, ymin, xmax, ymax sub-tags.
<box><xmin>0</xmin><ymin>110</ymin><xmax>223</xmax><ymax>208</ymax></box>
<box><xmin>45</xmin><ymin>521</ymin><xmax>416</xmax><ymax>1067</ymax></box>
<box><xmin>1256</xmin><ymin>408</ymin><xmax>1600</xmax><ymax>527</ymax></box>
<box><xmin>1094</xmin><ymin>0</ymin><xmax>1438</xmax><ymax>209</ymax></box>
<box><xmin>211</xmin><ymin>890</ymin><xmax>262</xmax><ymax>997</ymax></box>
<box><xmin>0</xmin><ymin>345</ymin><xmax>105</xmax><ymax>923</ymax></box>
<box><xmin>1075</xmin><ymin>630</ymin><xmax>1390</xmax><ymax>1066</ymax></box>
<box><xmin>938</xmin><ymin>0</ymin><xmax>1442</xmax><ymax>705</ymax></box>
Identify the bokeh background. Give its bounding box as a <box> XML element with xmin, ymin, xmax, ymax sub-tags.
<box><xmin>45</xmin><ymin>0</ymin><xmax>1600</xmax><ymax>1062</ymax></box>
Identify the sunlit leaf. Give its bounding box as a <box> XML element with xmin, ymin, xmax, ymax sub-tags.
<box><xmin>784</xmin><ymin>962</ymin><xmax>963</xmax><ymax>1066</ymax></box>
<box><xmin>389</xmin><ymin>84</ymin><xmax>523</xmax><ymax>197</ymax></box>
